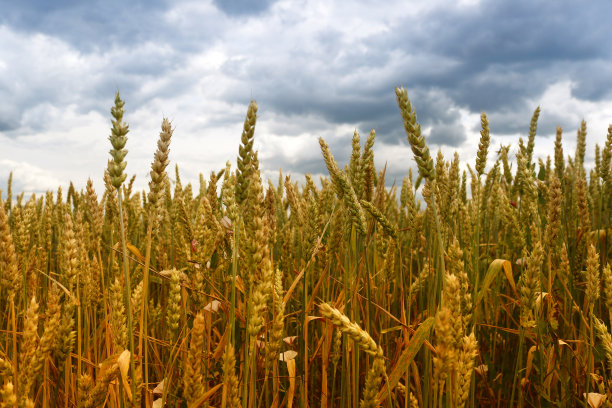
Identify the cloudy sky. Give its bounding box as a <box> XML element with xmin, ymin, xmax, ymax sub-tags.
<box><xmin>1</xmin><ymin>0</ymin><xmax>611</xmax><ymax>197</ymax></box>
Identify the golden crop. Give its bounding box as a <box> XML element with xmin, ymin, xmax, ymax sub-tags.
<box><xmin>1</xmin><ymin>89</ymin><xmax>611</xmax><ymax>407</ymax></box>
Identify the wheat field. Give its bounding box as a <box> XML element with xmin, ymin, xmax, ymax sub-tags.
<box><xmin>1</xmin><ymin>88</ymin><xmax>611</xmax><ymax>408</ymax></box>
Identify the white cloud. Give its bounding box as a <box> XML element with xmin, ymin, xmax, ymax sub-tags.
<box><xmin>0</xmin><ymin>159</ymin><xmax>64</xmax><ymax>196</ymax></box>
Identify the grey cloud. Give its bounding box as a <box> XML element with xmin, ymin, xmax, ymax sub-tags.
<box><xmin>446</xmin><ymin>64</ymin><xmax>551</xmax><ymax>112</ymax></box>
<box><xmin>0</xmin><ymin>0</ymin><xmax>226</xmax><ymax>55</ymax></box>
<box><xmin>429</xmin><ymin>123</ymin><xmax>466</xmax><ymax>146</ymax></box>
<box><xmin>357</xmin><ymin>114</ymin><xmax>404</xmax><ymax>146</ymax></box>
<box><xmin>0</xmin><ymin>37</ymin><xmax>190</xmax><ymax>138</ymax></box>
<box><xmin>275</xmin><ymin>86</ymin><xmax>466</xmax><ymax>147</ymax></box>
<box><xmin>264</xmin><ymin>155</ymin><xmax>327</xmax><ymax>178</ymax></box>
<box><xmin>373</xmin><ymin>0</ymin><xmax>612</xmax><ymax>124</ymax></box>
<box><xmin>430</xmin><ymin>1</ymin><xmax>611</xmax><ymax>111</ymax></box>
<box><xmin>570</xmin><ymin>61</ymin><xmax>612</xmax><ymax>101</ymax></box>
<box><xmin>429</xmin><ymin>2</ymin><xmax>608</xmax><ymax>64</ymax></box>
<box><xmin>221</xmin><ymin>53</ymin><xmax>466</xmax><ymax>147</ymax></box>
<box><xmin>0</xmin><ymin>105</ymin><xmax>20</xmax><ymax>132</ymax></box>
<box><xmin>484</xmin><ymin>105</ymin><xmax>592</xmax><ymax>138</ymax></box>
<box><xmin>0</xmin><ymin>120</ymin><xmax>19</xmax><ymax>132</ymax></box>
<box><xmin>0</xmin><ymin>0</ymin><xmax>179</xmax><ymax>51</ymax></box>
<box><xmin>11</xmin><ymin>0</ymin><xmax>608</xmax><ymax>147</ymax></box>
<box><xmin>212</xmin><ymin>0</ymin><xmax>276</xmax><ymax>16</ymax></box>
<box><xmin>408</xmin><ymin>89</ymin><xmax>467</xmax><ymax>146</ymax></box>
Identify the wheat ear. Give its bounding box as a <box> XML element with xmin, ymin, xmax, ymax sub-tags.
<box><xmin>319</xmin><ymin>303</ymin><xmax>382</xmax><ymax>357</ymax></box>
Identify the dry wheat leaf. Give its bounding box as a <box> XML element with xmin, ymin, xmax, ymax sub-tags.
<box><xmin>584</xmin><ymin>393</ymin><xmax>607</xmax><ymax>408</ymax></box>
<box><xmin>474</xmin><ymin>364</ymin><xmax>488</xmax><ymax>376</ymax></box>
<box><xmin>126</xmin><ymin>243</ymin><xmax>145</xmax><ymax>262</ymax></box>
<box><xmin>283</xmin><ymin>269</ymin><xmax>304</xmax><ymax>305</ymax></box>
<box><xmin>152</xmin><ymin>379</ymin><xmax>165</xmax><ymax>395</ymax></box>
<box><xmin>280</xmin><ymin>350</ymin><xmax>298</xmax><ymax>362</ymax></box>
<box><xmin>535</xmin><ymin>291</ymin><xmax>550</xmax><ymax>309</ymax></box>
<box><xmin>189</xmin><ymin>383</ymin><xmax>223</xmax><ymax>408</ymax></box>
<box><xmin>234</xmin><ymin>275</ymin><xmax>245</xmax><ymax>294</ymax></box>
<box><xmin>475</xmin><ymin>259</ymin><xmax>514</xmax><ymax>307</ymax></box>
<box><xmin>212</xmin><ymin>327</ymin><xmax>229</xmax><ymax>362</ymax></box>
<box><xmin>524</xmin><ymin>345</ymin><xmax>537</xmax><ymax>381</ymax></box>
<box><xmin>286</xmin><ymin>359</ymin><xmax>296</xmax><ymax>408</ymax></box>
<box><xmin>283</xmin><ymin>336</ymin><xmax>298</xmax><ymax>345</ymax></box>
<box><xmin>204</xmin><ymin>300</ymin><xmax>222</xmax><ymax>313</ymax></box>
<box><xmin>377</xmin><ymin>316</ymin><xmax>434</xmax><ymax>404</ymax></box>
<box><xmin>117</xmin><ymin>350</ymin><xmax>132</xmax><ymax>401</ymax></box>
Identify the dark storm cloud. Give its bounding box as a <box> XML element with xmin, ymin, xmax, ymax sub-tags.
<box><xmin>254</xmin><ymin>86</ymin><xmax>465</xmax><ymax>147</ymax></box>
<box><xmin>433</xmin><ymin>1</ymin><xmax>611</xmax><ymax>63</ymax></box>
<box><xmin>220</xmin><ymin>48</ymin><xmax>466</xmax><ymax>147</ymax></box>
<box><xmin>219</xmin><ymin>0</ymin><xmax>612</xmax><ymax>140</ymax></box>
<box><xmin>417</xmin><ymin>0</ymin><xmax>612</xmax><ymax>132</ymax></box>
